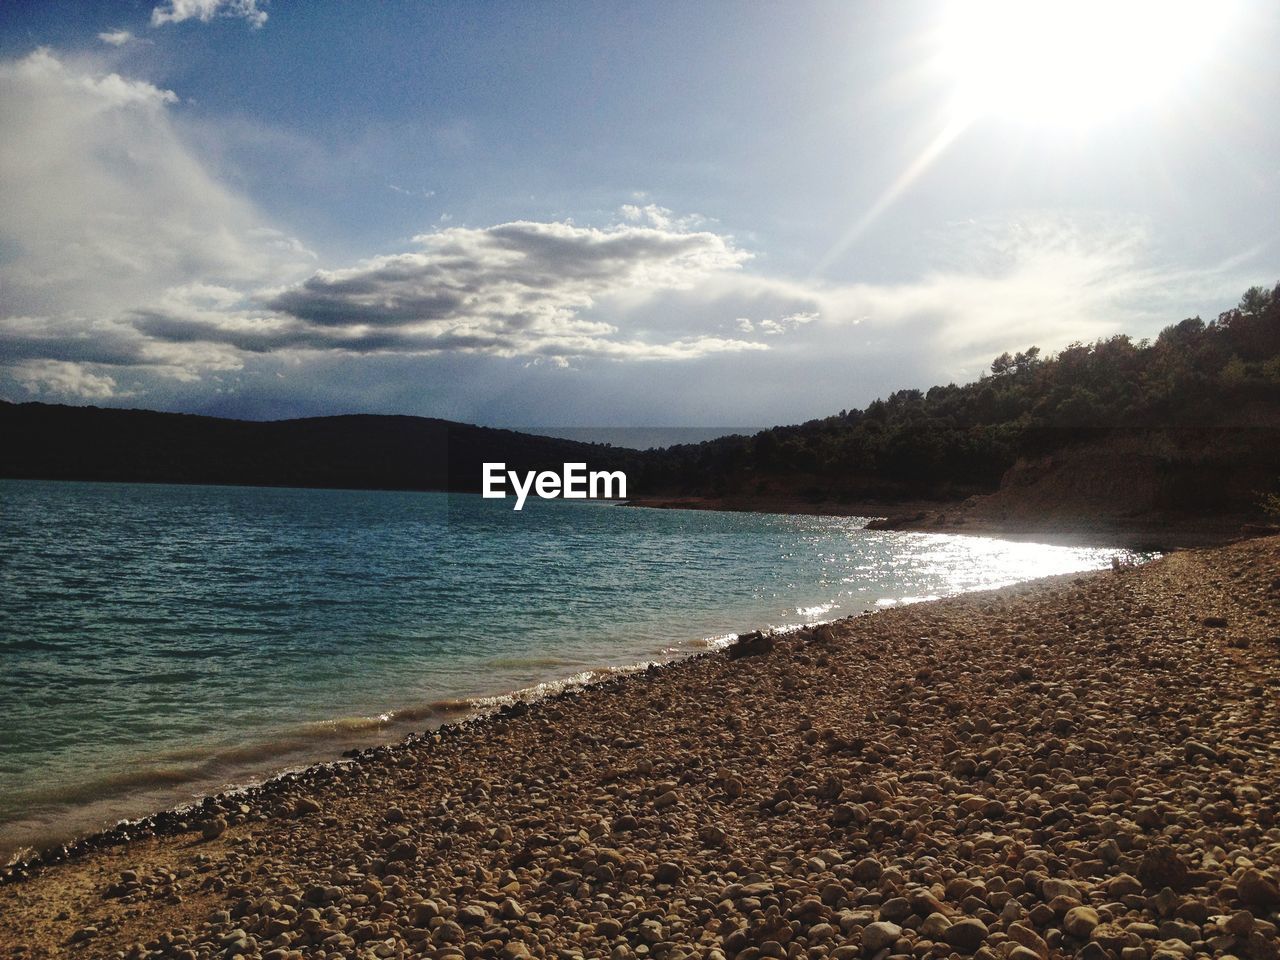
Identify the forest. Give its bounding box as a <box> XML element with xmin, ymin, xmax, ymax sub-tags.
<box><xmin>631</xmin><ymin>284</ymin><xmax>1280</xmax><ymax>503</ymax></box>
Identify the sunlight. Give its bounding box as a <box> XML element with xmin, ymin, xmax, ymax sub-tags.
<box><xmin>936</xmin><ymin>0</ymin><xmax>1230</xmax><ymax>127</ymax></box>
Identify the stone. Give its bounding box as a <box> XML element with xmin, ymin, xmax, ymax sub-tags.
<box><xmin>596</xmin><ymin>918</ymin><xmax>623</xmax><ymax>938</ymax></box>
<box><xmin>294</xmin><ymin>796</ymin><xmax>322</xmax><ymax>817</ymax></box>
<box><xmin>1091</xmin><ymin>922</ymin><xmax>1129</xmax><ymax>951</ymax></box>
<box><xmin>942</xmin><ymin>918</ymin><xmax>989</xmax><ymax>952</ymax></box>
<box><xmin>879</xmin><ymin>897</ymin><xmax>910</xmax><ymax>922</ymax></box>
<box><xmin>1042</xmin><ymin>879</ymin><xmax>1082</xmax><ymax>901</ymax></box>
<box><xmin>1106</xmin><ymin>874</ymin><xmax>1143</xmax><ymax>897</ymax></box>
<box><xmin>654</xmin><ymin>861</ymin><xmax>683</xmax><ymax>884</ymax></box>
<box><xmin>201</xmin><ymin>817</ymin><xmax>227</xmax><ymax>840</ymax></box>
<box><xmin>1237</xmin><ymin>869</ymin><xmax>1280</xmax><ymax>907</ymax></box>
<box><xmin>1138</xmin><ymin>845</ymin><xmax>1190</xmax><ymax>892</ymax></box>
<box><xmin>1224</xmin><ymin>910</ymin><xmax>1254</xmax><ymax>937</ymax></box>
<box><xmin>862</xmin><ymin>921</ymin><xmax>902</xmax><ymax>952</ymax></box>
<box><xmin>727</xmin><ymin>631</ymin><xmax>775</xmax><ymax>659</ymax></box>
<box><xmin>850</xmin><ymin>857</ymin><xmax>883</xmax><ymax>882</ymax></box>
<box><xmin>1064</xmin><ymin>906</ymin><xmax>1100</xmax><ymax>939</ymax></box>
<box><xmin>921</xmin><ymin>913</ymin><xmax>952</xmax><ymax>938</ymax></box>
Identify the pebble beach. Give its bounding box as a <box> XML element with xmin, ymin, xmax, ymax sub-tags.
<box><xmin>2</xmin><ymin>535</ymin><xmax>1279</xmax><ymax>960</ymax></box>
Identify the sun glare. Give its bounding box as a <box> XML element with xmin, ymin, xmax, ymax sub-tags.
<box><xmin>937</xmin><ymin>0</ymin><xmax>1229</xmax><ymax>127</ymax></box>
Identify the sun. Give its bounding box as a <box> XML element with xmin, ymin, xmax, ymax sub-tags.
<box><xmin>935</xmin><ymin>0</ymin><xmax>1229</xmax><ymax>128</ymax></box>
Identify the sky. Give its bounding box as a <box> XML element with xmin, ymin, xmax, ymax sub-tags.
<box><xmin>0</xmin><ymin>0</ymin><xmax>1277</xmax><ymax>431</ymax></box>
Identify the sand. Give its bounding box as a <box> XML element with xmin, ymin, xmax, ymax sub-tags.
<box><xmin>1</xmin><ymin>537</ymin><xmax>1279</xmax><ymax>959</ymax></box>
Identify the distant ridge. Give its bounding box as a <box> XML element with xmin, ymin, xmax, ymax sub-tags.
<box><xmin>0</xmin><ymin>401</ymin><xmax>638</xmax><ymax>493</ymax></box>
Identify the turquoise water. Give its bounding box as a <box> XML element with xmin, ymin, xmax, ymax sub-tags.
<box><xmin>0</xmin><ymin>479</ymin><xmax>1140</xmax><ymax>857</ymax></box>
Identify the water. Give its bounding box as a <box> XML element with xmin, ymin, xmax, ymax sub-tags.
<box><xmin>0</xmin><ymin>479</ymin><xmax>1142</xmax><ymax>858</ymax></box>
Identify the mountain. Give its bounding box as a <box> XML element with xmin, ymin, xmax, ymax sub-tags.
<box><xmin>0</xmin><ymin>402</ymin><xmax>640</xmax><ymax>493</ymax></box>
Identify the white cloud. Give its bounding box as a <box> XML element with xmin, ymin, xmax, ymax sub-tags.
<box><xmin>151</xmin><ymin>0</ymin><xmax>267</xmax><ymax>28</ymax></box>
<box><xmin>619</xmin><ymin>203</ymin><xmax>704</xmax><ymax>231</ymax></box>
<box><xmin>178</xmin><ymin>219</ymin><xmax>764</xmax><ymax>362</ymax></box>
<box><xmin>0</xmin><ymin>50</ymin><xmax>314</xmax><ymax>398</ymax></box>
<box><xmin>98</xmin><ymin>30</ymin><xmax>135</xmax><ymax>46</ymax></box>
<box><xmin>13</xmin><ymin>360</ymin><xmax>125</xmax><ymax>400</ymax></box>
<box><xmin>0</xmin><ymin>50</ymin><xmax>311</xmax><ymax>326</ymax></box>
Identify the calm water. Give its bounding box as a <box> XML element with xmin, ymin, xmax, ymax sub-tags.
<box><xmin>0</xmin><ymin>479</ymin><xmax>1141</xmax><ymax>857</ymax></box>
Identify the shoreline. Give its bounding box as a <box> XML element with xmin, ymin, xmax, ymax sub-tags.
<box><xmin>2</xmin><ymin>535</ymin><xmax>1278</xmax><ymax>958</ymax></box>
<box><xmin>622</xmin><ymin>496</ymin><xmax>1268</xmax><ymax>551</ymax></box>
<box><xmin>0</xmin><ymin>519</ymin><xmax>1137</xmax><ymax>869</ymax></box>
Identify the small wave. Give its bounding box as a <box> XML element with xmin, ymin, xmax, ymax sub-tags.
<box><xmin>796</xmin><ymin>602</ymin><xmax>836</xmax><ymax>618</ymax></box>
<box><xmin>695</xmin><ymin>633</ymin><xmax>739</xmax><ymax>651</ymax></box>
<box><xmin>875</xmin><ymin>594</ymin><xmax>941</xmax><ymax>607</ymax></box>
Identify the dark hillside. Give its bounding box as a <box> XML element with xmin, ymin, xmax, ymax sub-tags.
<box><xmin>629</xmin><ymin>284</ymin><xmax>1280</xmax><ymax>521</ymax></box>
<box><xmin>0</xmin><ymin>402</ymin><xmax>640</xmax><ymax>493</ymax></box>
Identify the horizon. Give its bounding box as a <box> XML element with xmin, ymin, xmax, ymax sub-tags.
<box><xmin>1</xmin><ymin>0</ymin><xmax>1277</xmax><ymax>430</ymax></box>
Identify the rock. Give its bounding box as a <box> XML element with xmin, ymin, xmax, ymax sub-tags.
<box><xmin>1106</xmin><ymin>873</ymin><xmax>1143</xmax><ymax>897</ymax></box>
<box><xmin>879</xmin><ymin>896</ymin><xmax>910</xmax><ymax>922</ymax></box>
<box><xmin>921</xmin><ymin>913</ymin><xmax>952</xmax><ymax>938</ymax></box>
<box><xmin>699</xmin><ymin>824</ymin><xmax>727</xmax><ymax>847</ymax></box>
<box><xmin>861</xmin><ymin>921</ymin><xmax>902</xmax><ymax>952</ymax></box>
<box><xmin>498</xmin><ymin>898</ymin><xmax>524</xmax><ymax>921</ymax></box>
<box><xmin>942</xmin><ymin>917</ymin><xmax>989</xmax><ymax>952</ymax></box>
<box><xmin>1064</xmin><ymin>906</ymin><xmax>1101</xmax><ymax>939</ymax></box>
<box><xmin>201</xmin><ymin>817</ymin><xmax>227</xmax><ymax>840</ymax></box>
<box><xmin>1138</xmin><ymin>844</ymin><xmax>1190</xmax><ymax>892</ymax></box>
<box><xmin>1091</xmin><ymin>922</ymin><xmax>1129</xmax><ymax>951</ymax></box>
<box><xmin>294</xmin><ymin>796</ymin><xmax>322</xmax><ymax>817</ymax></box>
<box><xmin>1157</xmin><ymin>920</ymin><xmax>1199</xmax><ymax>944</ymax></box>
<box><xmin>654</xmin><ymin>861</ymin><xmax>683</xmax><ymax>884</ymax></box>
<box><xmin>654</xmin><ymin>790</ymin><xmax>678</xmax><ymax>810</ymax></box>
<box><xmin>850</xmin><ymin>857</ymin><xmax>883</xmax><ymax>882</ymax></box>
<box><xmin>1237</xmin><ymin>869</ymin><xmax>1280</xmax><ymax>907</ymax></box>
<box><xmin>457</xmin><ymin>904</ymin><xmax>488</xmax><ymax>925</ymax></box>
<box><xmin>727</xmin><ymin>630</ymin><xmax>775</xmax><ymax>659</ymax></box>
<box><xmin>1224</xmin><ymin>910</ymin><xmax>1254</xmax><ymax>937</ymax></box>
<box><xmin>596</xmin><ymin>918</ymin><xmax>623</xmax><ymax>938</ymax></box>
<box><xmin>1042</xmin><ymin>878</ymin><xmax>1081</xmax><ymax>901</ymax></box>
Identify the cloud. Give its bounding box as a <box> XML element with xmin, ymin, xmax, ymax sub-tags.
<box><xmin>736</xmin><ymin>311</ymin><xmax>818</xmax><ymax>335</ymax></box>
<box><xmin>11</xmin><ymin>360</ymin><xmax>126</xmax><ymax>400</ymax></box>
<box><xmin>0</xmin><ymin>50</ymin><xmax>310</xmax><ymax>324</ymax></box>
<box><xmin>0</xmin><ymin>50</ymin><xmax>314</xmax><ymax>398</ymax></box>
<box><xmin>248</xmin><ymin>219</ymin><xmax>760</xmax><ymax>361</ymax></box>
<box><xmin>151</xmin><ymin>0</ymin><xmax>267</xmax><ymax>28</ymax></box>
<box><xmin>619</xmin><ymin>203</ymin><xmax>704</xmax><ymax>231</ymax></box>
<box><xmin>98</xmin><ymin>30</ymin><xmax>135</xmax><ymax>46</ymax></box>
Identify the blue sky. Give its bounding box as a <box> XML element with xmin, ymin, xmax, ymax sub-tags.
<box><xmin>1</xmin><ymin>0</ymin><xmax>1276</xmax><ymax>429</ymax></box>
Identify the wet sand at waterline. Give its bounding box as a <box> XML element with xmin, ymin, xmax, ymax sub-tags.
<box><xmin>2</xmin><ymin>537</ymin><xmax>1279</xmax><ymax>959</ymax></box>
